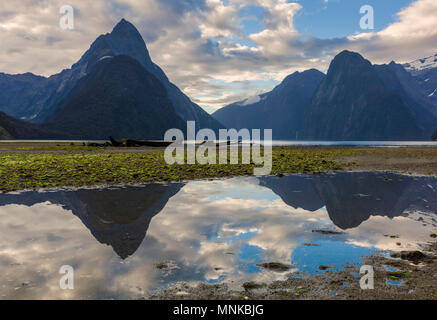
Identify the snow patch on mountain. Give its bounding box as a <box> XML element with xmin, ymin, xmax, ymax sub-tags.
<box><xmin>238</xmin><ymin>95</ymin><xmax>261</xmax><ymax>106</ymax></box>
<box><xmin>404</xmin><ymin>54</ymin><xmax>437</xmax><ymax>72</ymax></box>
<box><xmin>99</xmin><ymin>56</ymin><xmax>113</xmax><ymax>61</ymax></box>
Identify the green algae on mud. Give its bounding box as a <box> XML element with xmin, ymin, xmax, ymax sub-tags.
<box><xmin>0</xmin><ymin>147</ymin><xmax>343</xmax><ymax>192</ymax></box>
<box><xmin>2</xmin><ymin>145</ymin><xmax>437</xmax><ymax>192</ymax></box>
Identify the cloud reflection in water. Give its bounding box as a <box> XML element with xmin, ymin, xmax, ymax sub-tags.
<box><xmin>0</xmin><ymin>172</ymin><xmax>436</xmax><ymax>299</ymax></box>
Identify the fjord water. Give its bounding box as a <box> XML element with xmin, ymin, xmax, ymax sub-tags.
<box><xmin>0</xmin><ymin>172</ymin><xmax>436</xmax><ymax>299</ymax></box>
<box><xmin>2</xmin><ymin>140</ymin><xmax>437</xmax><ymax>147</ymax></box>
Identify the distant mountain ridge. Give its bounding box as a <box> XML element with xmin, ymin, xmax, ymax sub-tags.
<box><xmin>214</xmin><ymin>50</ymin><xmax>437</xmax><ymax>141</ymax></box>
<box><xmin>1</xmin><ymin>19</ymin><xmax>437</xmax><ymax>141</ymax></box>
<box><xmin>213</xmin><ymin>69</ymin><xmax>325</xmax><ymax>139</ymax></box>
<box><xmin>0</xmin><ymin>111</ymin><xmax>67</xmax><ymax>140</ymax></box>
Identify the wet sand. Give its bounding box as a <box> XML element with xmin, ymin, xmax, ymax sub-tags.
<box><xmin>337</xmin><ymin>147</ymin><xmax>437</xmax><ymax>176</ymax></box>
<box><xmin>149</xmin><ymin>242</ymin><xmax>437</xmax><ymax>300</ymax></box>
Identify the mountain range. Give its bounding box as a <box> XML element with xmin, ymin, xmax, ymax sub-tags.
<box><xmin>213</xmin><ymin>69</ymin><xmax>325</xmax><ymax>139</ymax></box>
<box><xmin>0</xmin><ymin>19</ymin><xmax>222</xmax><ymax>140</ymax></box>
<box><xmin>213</xmin><ymin>50</ymin><xmax>437</xmax><ymax>141</ymax></box>
<box><xmin>0</xmin><ymin>18</ymin><xmax>436</xmax><ymax>140</ymax></box>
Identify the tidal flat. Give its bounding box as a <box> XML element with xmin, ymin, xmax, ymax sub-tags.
<box><xmin>0</xmin><ymin>172</ymin><xmax>436</xmax><ymax>299</ymax></box>
<box><xmin>1</xmin><ymin>142</ymin><xmax>437</xmax><ymax>300</ymax></box>
<box><xmin>1</xmin><ymin>142</ymin><xmax>437</xmax><ymax>192</ymax></box>
<box><xmin>150</xmin><ymin>243</ymin><xmax>437</xmax><ymax>300</ymax></box>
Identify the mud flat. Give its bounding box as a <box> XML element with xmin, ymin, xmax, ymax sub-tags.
<box><xmin>0</xmin><ymin>142</ymin><xmax>437</xmax><ymax>192</ymax></box>
<box><xmin>148</xmin><ymin>242</ymin><xmax>437</xmax><ymax>300</ymax></box>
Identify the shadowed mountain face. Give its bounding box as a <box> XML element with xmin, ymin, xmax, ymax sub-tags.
<box><xmin>212</xmin><ymin>50</ymin><xmax>437</xmax><ymax>141</ymax></box>
<box><xmin>0</xmin><ymin>73</ymin><xmax>52</xmax><ymax>121</ymax></box>
<box><xmin>0</xmin><ymin>111</ymin><xmax>68</xmax><ymax>140</ymax></box>
<box><xmin>0</xmin><ymin>19</ymin><xmax>222</xmax><ymax>133</ymax></box>
<box><xmin>260</xmin><ymin>172</ymin><xmax>437</xmax><ymax>230</ymax></box>
<box><xmin>301</xmin><ymin>51</ymin><xmax>424</xmax><ymax>141</ymax></box>
<box><xmin>212</xmin><ymin>69</ymin><xmax>325</xmax><ymax>139</ymax></box>
<box><xmin>403</xmin><ymin>53</ymin><xmax>437</xmax><ymax>109</ymax></box>
<box><xmin>69</xmin><ymin>19</ymin><xmax>222</xmax><ymax>132</ymax></box>
<box><xmin>375</xmin><ymin>62</ymin><xmax>437</xmax><ymax>138</ymax></box>
<box><xmin>0</xmin><ymin>183</ymin><xmax>183</xmax><ymax>259</ymax></box>
<box><xmin>44</xmin><ymin>55</ymin><xmax>187</xmax><ymax>140</ymax></box>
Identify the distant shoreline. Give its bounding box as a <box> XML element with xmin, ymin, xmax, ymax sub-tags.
<box><xmin>1</xmin><ymin>139</ymin><xmax>437</xmax><ymax>147</ymax></box>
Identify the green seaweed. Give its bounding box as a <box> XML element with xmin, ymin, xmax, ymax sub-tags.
<box><xmin>242</xmin><ymin>282</ymin><xmax>266</xmax><ymax>290</ymax></box>
<box><xmin>0</xmin><ymin>147</ymin><xmax>344</xmax><ymax>192</ymax></box>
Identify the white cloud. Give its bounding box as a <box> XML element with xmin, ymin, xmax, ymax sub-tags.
<box><xmin>199</xmin><ymin>0</ymin><xmax>241</xmax><ymax>38</ymax></box>
<box><xmin>347</xmin><ymin>0</ymin><xmax>437</xmax><ymax>63</ymax></box>
<box><xmin>248</xmin><ymin>1</ymin><xmax>302</xmax><ymax>58</ymax></box>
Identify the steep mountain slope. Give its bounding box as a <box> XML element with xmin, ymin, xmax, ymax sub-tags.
<box><xmin>301</xmin><ymin>51</ymin><xmax>423</xmax><ymax>141</ymax></box>
<box><xmin>403</xmin><ymin>53</ymin><xmax>437</xmax><ymax>108</ymax></box>
<box><xmin>0</xmin><ymin>19</ymin><xmax>222</xmax><ymax>131</ymax></box>
<box><xmin>375</xmin><ymin>61</ymin><xmax>437</xmax><ymax>137</ymax></box>
<box><xmin>212</xmin><ymin>69</ymin><xmax>325</xmax><ymax>139</ymax></box>
<box><xmin>44</xmin><ymin>55</ymin><xmax>187</xmax><ymax>140</ymax></box>
<box><xmin>72</xmin><ymin>19</ymin><xmax>222</xmax><ymax>132</ymax></box>
<box><xmin>0</xmin><ymin>73</ymin><xmax>52</xmax><ymax>121</ymax></box>
<box><xmin>0</xmin><ymin>111</ymin><xmax>67</xmax><ymax>139</ymax></box>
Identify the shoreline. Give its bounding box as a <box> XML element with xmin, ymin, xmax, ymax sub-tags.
<box><xmin>1</xmin><ymin>169</ymin><xmax>436</xmax><ymax>195</ymax></box>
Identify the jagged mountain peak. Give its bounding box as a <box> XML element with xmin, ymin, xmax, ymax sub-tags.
<box><xmin>67</xmin><ymin>19</ymin><xmax>221</xmax><ymax>131</ymax></box>
<box><xmin>73</xmin><ymin>18</ymin><xmax>152</xmax><ymax>71</ymax></box>
<box><xmin>328</xmin><ymin>50</ymin><xmax>372</xmax><ymax>70</ymax></box>
<box><xmin>0</xmin><ymin>18</ymin><xmax>223</xmax><ymax>131</ymax></box>
<box><xmin>333</xmin><ymin>50</ymin><xmax>366</xmax><ymax>61</ymax></box>
<box><xmin>301</xmin><ymin>50</ymin><xmax>424</xmax><ymax>140</ymax></box>
<box><xmin>111</xmin><ymin>18</ymin><xmax>137</xmax><ymax>34</ymax></box>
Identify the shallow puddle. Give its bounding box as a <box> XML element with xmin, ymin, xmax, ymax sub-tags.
<box><xmin>0</xmin><ymin>172</ymin><xmax>436</xmax><ymax>299</ymax></box>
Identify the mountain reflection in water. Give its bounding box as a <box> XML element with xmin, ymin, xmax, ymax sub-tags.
<box><xmin>0</xmin><ymin>172</ymin><xmax>436</xmax><ymax>299</ymax></box>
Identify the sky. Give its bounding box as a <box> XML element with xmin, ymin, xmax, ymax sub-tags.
<box><xmin>1</xmin><ymin>0</ymin><xmax>437</xmax><ymax>113</ymax></box>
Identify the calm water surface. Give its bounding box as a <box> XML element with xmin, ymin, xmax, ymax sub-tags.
<box><xmin>0</xmin><ymin>172</ymin><xmax>436</xmax><ymax>299</ymax></box>
<box><xmin>2</xmin><ymin>140</ymin><xmax>437</xmax><ymax>147</ymax></box>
